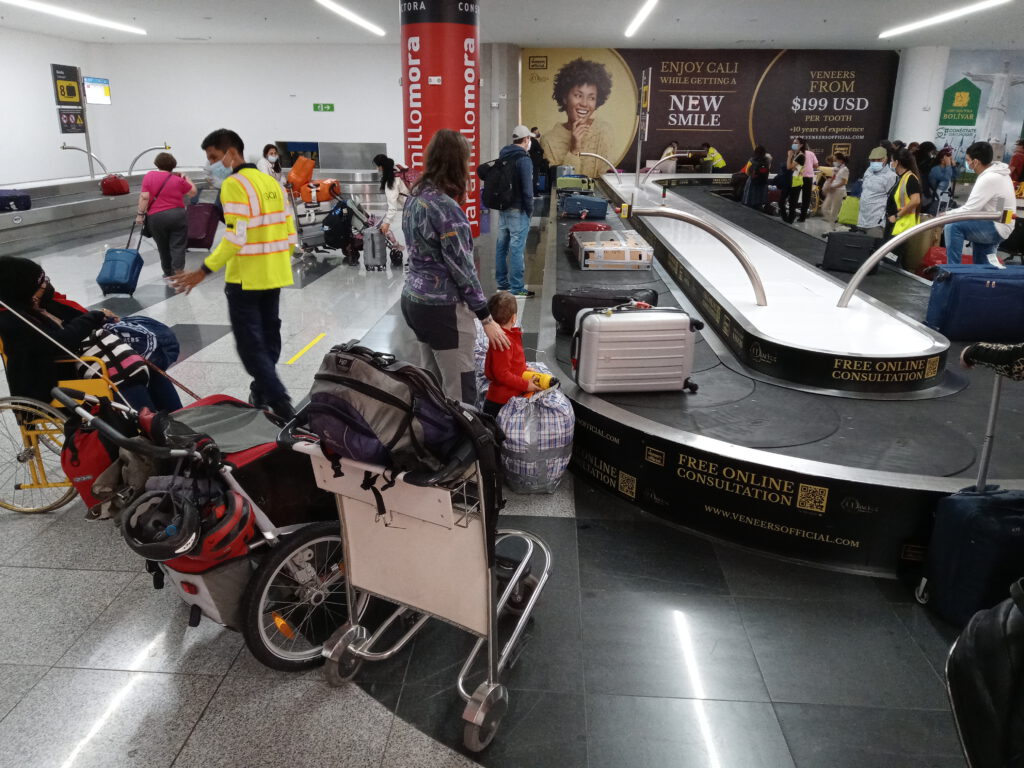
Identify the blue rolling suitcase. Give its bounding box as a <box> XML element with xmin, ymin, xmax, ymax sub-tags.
<box><xmin>97</xmin><ymin>224</ymin><xmax>144</xmax><ymax>296</ymax></box>
<box><xmin>919</xmin><ymin>375</ymin><xmax>1024</xmax><ymax>626</ymax></box>
<box><xmin>560</xmin><ymin>194</ymin><xmax>608</xmax><ymax>220</ymax></box>
<box><xmin>925</xmin><ymin>264</ymin><xmax>1024</xmax><ymax>341</ymax></box>
<box><xmin>0</xmin><ymin>189</ymin><xmax>31</xmax><ymax>212</ymax></box>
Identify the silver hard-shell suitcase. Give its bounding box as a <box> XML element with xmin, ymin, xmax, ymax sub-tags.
<box><xmin>362</xmin><ymin>226</ymin><xmax>387</xmax><ymax>271</ymax></box>
<box><xmin>571</xmin><ymin>305</ymin><xmax>702</xmax><ymax>393</ymax></box>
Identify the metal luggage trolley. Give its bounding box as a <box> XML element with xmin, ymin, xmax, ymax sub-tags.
<box><xmin>293</xmin><ymin>440</ymin><xmax>552</xmax><ymax>752</ymax></box>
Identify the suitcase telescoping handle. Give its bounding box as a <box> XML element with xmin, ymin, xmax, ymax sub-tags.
<box><xmin>125</xmin><ymin>219</ymin><xmax>144</xmax><ymax>250</ymax></box>
<box><xmin>974</xmin><ymin>374</ymin><xmax>1003</xmax><ymax>491</ymax></box>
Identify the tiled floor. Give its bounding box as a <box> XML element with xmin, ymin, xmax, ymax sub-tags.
<box><xmin>0</xmin><ymin>203</ymin><xmax>968</xmax><ymax>767</ymax></box>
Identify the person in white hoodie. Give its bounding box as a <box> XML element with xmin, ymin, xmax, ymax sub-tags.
<box><xmin>943</xmin><ymin>141</ymin><xmax>1017</xmax><ymax>267</ymax></box>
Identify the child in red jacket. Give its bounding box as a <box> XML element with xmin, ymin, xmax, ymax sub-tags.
<box><xmin>483</xmin><ymin>291</ymin><xmax>540</xmax><ymax>416</ymax></box>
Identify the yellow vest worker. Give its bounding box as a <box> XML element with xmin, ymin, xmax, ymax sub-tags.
<box><xmin>702</xmin><ymin>143</ymin><xmax>726</xmax><ymax>171</ymax></box>
<box><xmin>170</xmin><ymin>129</ymin><xmax>298</xmax><ymax>419</ymax></box>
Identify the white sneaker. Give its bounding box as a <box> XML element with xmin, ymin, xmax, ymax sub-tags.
<box><xmin>986</xmin><ymin>253</ymin><xmax>1006</xmax><ymax>269</ymax></box>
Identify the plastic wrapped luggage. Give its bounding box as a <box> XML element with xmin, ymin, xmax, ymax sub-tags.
<box><xmin>497</xmin><ymin>380</ymin><xmax>574</xmax><ymax>494</ymax></box>
<box><xmin>552</xmin><ymin>164</ymin><xmax>575</xmax><ymax>180</ymax></box>
<box><xmin>571</xmin><ymin>305</ymin><xmax>702</xmax><ymax>393</ymax></box>
<box><xmin>551</xmin><ymin>287</ymin><xmax>659</xmax><ymax>335</ymax></box>
<box><xmin>822</xmin><ymin>231</ymin><xmax>878</xmax><ymax>274</ymax></box>
<box><xmin>925</xmin><ymin>265</ymin><xmax>1024</xmax><ymax>341</ymax></box>
<box><xmin>97</xmin><ymin>226</ymin><xmax>144</xmax><ymax>296</ymax></box>
<box><xmin>0</xmin><ymin>189</ymin><xmax>31</xmax><ymax>212</ymax></box>
<box><xmin>186</xmin><ymin>203</ymin><xmax>220</xmax><ymax>250</ymax></box>
<box><xmin>361</xmin><ymin>226</ymin><xmax>387</xmax><ymax>271</ymax></box>
<box><xmin>555</xmin><ymin>174</ymin><xmax>594</xmax><ymax>193</ymax></box>
<box><xmin>560</xmin><ymin>194</ymin><xmax>608</xmax><ymax>219</ymax></box>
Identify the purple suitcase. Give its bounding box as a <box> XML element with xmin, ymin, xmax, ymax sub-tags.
<box><xmin>187</xmin><ymin>203</ymin><xmax>220</xmax><ymax>250</ymax></box>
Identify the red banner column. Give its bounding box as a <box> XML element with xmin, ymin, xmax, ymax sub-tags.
<box><xmin>401</xmin><ymin>1</ymin><xmax>480</xmax><ymax>237</ymax></box>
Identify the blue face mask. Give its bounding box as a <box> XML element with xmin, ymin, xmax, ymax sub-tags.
<box><xmin>869</xmin><ymin>161</ymin><xmax>883</xmax><ymax>171</ymax></box>
<box><xmin>791</xmin><ymin>144</ymin><xmax>799</xmax><ymax>151</ymax></box>
<box><xmin>209</xmin><ymin>159</ymin><xmax>233</xmax><ymax>182</ymax></box>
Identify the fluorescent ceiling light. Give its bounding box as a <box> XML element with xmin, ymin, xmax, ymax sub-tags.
<box><xmin>879</xmin><ymin>0</ymin><xmax>1012</xmax><ymax>38</ymax></box>
<box><xmin>625</xmin><ymin>0</ymin><xmax>658</xmax><ymax>37</ymax></box>
<box><xmin>314</xmin><ymin>0</ymin><xmax>386</xmax><ymax>36</ymax></box>
<box><xmin>0</xmin><ymin>0</ymin><xmax>146</xmax><ymax>34</ymax></box>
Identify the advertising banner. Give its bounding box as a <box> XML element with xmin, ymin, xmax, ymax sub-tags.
<box><xmin>523</xmin><ymin>48</ymin><xmax>899</xmax><ymax>176</ymax></box>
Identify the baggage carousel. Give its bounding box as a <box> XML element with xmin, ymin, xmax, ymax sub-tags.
<box><xmin>540</xmin><ymin>174</ymin><xmax>1024</xmax><ymax>577</ymax></box>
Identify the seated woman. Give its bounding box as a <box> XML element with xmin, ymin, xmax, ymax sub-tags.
<box><xmin>0</xmin><ymin>257</ymin><xmax>181</xmax><ymax>411</ymax></box>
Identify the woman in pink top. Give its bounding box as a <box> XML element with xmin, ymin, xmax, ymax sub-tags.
<box><xmin>135</xmin><ymin>152</ymin><xmax>197</xmax><ymax>276</ymax></box>
<box><xmin>794</xmin><ymin>137</ymin><xmax>818</xmax><ymax>222</ymax></box>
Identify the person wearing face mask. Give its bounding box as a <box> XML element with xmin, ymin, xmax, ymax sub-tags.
<box><xmin>857</xmin><ymin>146</ymin><xmax>897</xmax><ymax>238</ymax></box>
<box><xmin>372</xmin><ymin>153</ymin><xmax>409</xmax><ymax>251</ymax></box>
<box><xmin>257</xmin><ymin>144</ymin><xmax>284</xmax><ymax>184</ymax></box>
<box><xmin>941</xmin><ymin>141</ymin><xmax>1017</xmax><ymax>267</ymax></box>
<box><xmin>820</xmin><ymin>152</ymin><xmax>850</xmax><ymax>230</ymax></box>
<box><xmin>792</xmin><ymin>137</ymin><xmax>819</xmax><ymax>222</ymax></box>
<box><xmin>170</xmin><ymin>128</ymin><xmax>298</xmax><ymax>419</ymax></box>
<box><xmin>539</xmin><ymin>58</ymin><xmax>614</xmax><ymax>178</ymax></box>
<box><xmin>884</xmin><ymin>148</ymin><xmax>923</xmax><ymax>248</ymax></box>
<box><xmin>493</xmin><ymin>125</ymin><xmax>538</xmax><ymax>298</ymax></box>
<box><xmin>927</xmin><ymin>148</ymin><xmax>956</xmax><ymax>213</ymax></box>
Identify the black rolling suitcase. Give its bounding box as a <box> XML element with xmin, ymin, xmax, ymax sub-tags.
<box><xmin>551</xmin><ymin>287</ymin><xmax>659</xmax><ymax>335</ymax></box>
<box><xmin>918</xmin><ymin>375</ymin><xmax>1024</xmax><ymax>627</ymax></box>
<box><xmin>946</xmin><ymin>577</ymin><xmax>1024</xmax><ymax>768</ymax></box>
<box><xmin>822</xmin><ymin>231</ymin><xmax>879</xmax><ymax>274</ymax></box>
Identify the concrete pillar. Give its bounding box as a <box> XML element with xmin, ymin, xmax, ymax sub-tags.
<box><xmin>401</xmin><ymin>1</ymin><xmax>480</xmax><ymax>236</ymax></box>
<box><xmin>479</xmin><ymin>44</ymin><xmax>521</xmax><ymax>169</ymax></box>
<box><xmin>888</xmin><ymin>46</ymin><xmax>950</xmax><ymax>143</ymax></box>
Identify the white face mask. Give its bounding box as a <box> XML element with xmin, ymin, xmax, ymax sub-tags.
<box><xmin>267</xmin><ymin>154</ymin><xmax>278</xmax><ymax>162</ymax></box>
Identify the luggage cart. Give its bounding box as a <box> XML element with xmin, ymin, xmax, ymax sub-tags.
<box><xmin>291</xmin><ymin>440</ymin><xmax>552</xmax><ymax>752</ymax></box>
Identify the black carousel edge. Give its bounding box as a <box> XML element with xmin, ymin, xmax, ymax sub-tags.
<box><xmin>599</xmin><ymin>176</ymin><xmax>956</xmax><ymax>398</ymax></box>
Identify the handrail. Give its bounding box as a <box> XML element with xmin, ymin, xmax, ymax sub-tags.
<box><xmin>579</xmin><ymin>152</ymin><xmax>623</xmax><ymax>186</ymax></box>
<box><xmin>836</xmin><ymin>210</ymin><xmax>1005</xmax><ymax>308</ymax></box>
<box><xmin>60</xmin><ymin>143</ymin><xmax>108</xmax><ymax>176</ymax></box>
<box><xmin>632</xmin><ymin>207</ymin><xmax>768</xmax><ymax>306</ymax></box>
<box><xmin>641</xmin><ymin>153</ymin><xmax>699</xmax><ymax>186</ymax></box>
<box><xmin>126</xmin><ymin>143</ymin><xmax>171</xmax><ymax>177</ymax></box>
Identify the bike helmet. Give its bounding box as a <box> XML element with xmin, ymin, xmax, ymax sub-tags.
<box><xmin>165</xmin><ymin>491</ymin><xmax>255</xmax><ymax>571</ymax></box>
<box><xmin>122</xmin><ymin>489</ymin><xmax>201</xmax><ymax>561</ymax></box>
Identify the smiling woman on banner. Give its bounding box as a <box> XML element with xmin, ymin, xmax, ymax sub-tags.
<box><xmin>539</xmin><ymin>58</ymin><xmax>615</xmax><ymax>178</ymax></box>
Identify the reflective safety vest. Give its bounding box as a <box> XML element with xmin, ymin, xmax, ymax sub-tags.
<box><xmin>706</xmin><ymin>146</ymin><xmax>726</xmax><ymax>169</ymax></box>
<box><xmin>205</xmin><ymin>165</ymin><xmax>296</xmax><ymax>290</ymax></box>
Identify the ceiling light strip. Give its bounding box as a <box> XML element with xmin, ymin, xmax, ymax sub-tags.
<box><xmin>0</xmin><ymin>0</ymin><xmax>146</xmax><ymax>34</ymax></box>
<box><xmin>314</xmin><ymin>0</ymin><xmax>386</xmax><ymax>37</ymax></box>
<box><xmin>878</xmin><ymin>0</ymin><xmax>1012</xmax><ymax>38</ymax></box>
<box><xmin>624</xmin><ymin>0</ymin><xmax>658</xmax><ymax>38</ymax></box>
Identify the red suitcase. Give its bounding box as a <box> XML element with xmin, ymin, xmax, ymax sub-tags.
<box><xmin>917</xmin><ymin>246</ymin><xmax>972</xmax><ymax>278</ymax></box>
<box><xmin>567</xmin><ymin>221</ymin><xmax>613</xmax><ymax>251</ymax></box>
<box><xmin>187</xmin><ymin>203</ymin><xmax>221</xmax><ymax>250</ymax></box>
<box><xmin>101</xmin><ymin>174</ymin><xmax>129</xmax><ymax>196</ymax></box>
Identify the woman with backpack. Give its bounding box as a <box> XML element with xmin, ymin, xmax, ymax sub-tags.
<box><xmin>401</xmin><ymin>130</ymin><xmax>511</xmax><ymax>405</ymax></box>
<box><xmin>373</xmin><ymin>153</ymin><xmax>409</xmax><ymax>250</ymax></box>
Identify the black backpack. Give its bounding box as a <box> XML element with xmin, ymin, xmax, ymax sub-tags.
<box><xmin>478</xmin><ymin>157</ymin><xmax>518</xmax><ymax>211</ymax></box>
<box><xmin>322</xmin><ymin>201</ymin><xmax>355</xmax><ymax>250</ymax></box>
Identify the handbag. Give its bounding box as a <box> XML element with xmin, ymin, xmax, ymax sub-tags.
<box><xmin>78</xmin><ymin>329</ymin><xmax>150</xmax><ymax>386</ymax></box>
<box><xmin>141</xmin><ymin>172</ymin><xmax>173</xmax><ymax>238</ymax></box>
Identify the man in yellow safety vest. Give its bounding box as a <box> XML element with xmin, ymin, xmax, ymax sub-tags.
<box><xmin>171</xmin><ymin>128</ymin><xmax>298</xmax><ymax>419</ymax></box>
<box><xmin>701</xmin><ymin>142</ymin><xmax>726</xmax><ymax>172</ymax></box>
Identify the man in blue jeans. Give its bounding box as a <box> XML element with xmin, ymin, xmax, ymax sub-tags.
<box><xmin>494</xmin><ymin>125</ymin><xmax>536</xmax><ymax>298</ymax></box>
<box><xmin>943</xmin><ymin>141</ymin><xmax>1017</xmax><ymax>267</ymax></box>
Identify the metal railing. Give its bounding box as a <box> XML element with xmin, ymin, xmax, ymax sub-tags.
<box><xmin>127</xmin><ymin>144</ymin><xmax>171</xmax><ymax>177</ymax></box>
<box><xmin>579</xmin><ymin>152</ymin><xmax>623</xmax><ymax>185</ymax></box>
<box><xmin>640</xmin><ymin>153</ymin><xmax>704</xmax><ymax>186</ymax></box>
<box><xmin>60</xmin><ymin>143</ymin><xmax>108</xmax><ymax>176</ymax></box>
<box><xmin>632</xmin><ymin>207</ymin><xmax>768</xmax><ymax>306</ymax></box>
<box><xmin>836</xmin><ymin>210</ymin><xmax>1005</xmax><ymax>308</ymax></box>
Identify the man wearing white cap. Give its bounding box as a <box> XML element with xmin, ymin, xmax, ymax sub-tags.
<box><xmin>491</xmin><ymin>125</ymin><xmax>537</xmax><ymax>298</ymax></box>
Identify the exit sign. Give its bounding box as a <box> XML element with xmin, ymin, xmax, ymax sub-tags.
<box><xmin>313</xmin><ymin>103</ymin><xmax>335</xmax><ymax>112</ymax></box>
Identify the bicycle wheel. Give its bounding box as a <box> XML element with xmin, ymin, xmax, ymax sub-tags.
<box><xmin>0</xmin><ymin>398</ymin><xmax>76</xmax><ymax>514</ymax></box>
<box><xmin>241</xmin><ymin>521</ymin><xmax>367</xmax><ymax>671</ymax></box>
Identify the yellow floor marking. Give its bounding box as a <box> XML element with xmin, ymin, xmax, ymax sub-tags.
<box><xmin>286</xmin><ymin>333</ymin><xmax>326</xmax><ymax>365</ymax></box>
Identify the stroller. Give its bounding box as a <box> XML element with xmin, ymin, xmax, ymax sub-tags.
<box><xmin>52</xmin><ymin>387</ymin><xmax>367</xmax><ymax>672</ymax></box>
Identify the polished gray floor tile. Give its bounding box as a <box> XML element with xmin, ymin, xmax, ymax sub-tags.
<box><xmin>588</xmin><ymin>693</ymin><xmax>795</xmax><ymax>768</ymax></box>
<box><xmin>0</xmin><ymin>664</ymin><xmax>47</xmax><ymax>720</ymax></box>
<box><xmin>6</xmin><ymin>507</ymin><xmax>143</xmax><ymax>572</ymax></box>
<box><xmin>499</xmin><ymin>515</ymin><xmax>578</xmax><ymax>592</ymax></box>
<box><xmin>573</xmin><ymin>475</ymin><xmax>644</xmax><ymax>521</ymax></box>
<box><xmin>168</xmin><ymin>324</ymin><xmax>233</xmax><ymax>364</ymax></box>
<box><xmin>577</xmin><ymin>518</ymin><xmax>729</xmax><ymax>595</ymax></box>
<box><xmin>714</xmin><ymin>543</ymin><xmax>891</xmax><ymax>603</ymax></box>
<box><xmin>774</xmin><ymin>702</ymin><xmax>966</xmax><ymax>768</ymax></box>
<box><xmin>582</xmin><ymin>589</ymin><xmax>769</xmax><ymax>702</ymax></box>
<box><xmin>501</xmin><ymin>472</ymin><xmax>576</xmax><ymax>518</ymax></box>
<box><xmin>0</xmin><ymin>566</ymin><xmax>133</xmax><ymax>665</ymax></box>
<box><xmin>0</xmin><ymin>667</ymin><xmax>218</xmax><ymax>768</ymax></box>
<box><xmin>380</xmin><ymin>716</ymin><xmax>482</xmax><ymax>768</ymax></box>
<box><xmin>0</xmin><ymin>510</ymin><xmax>62</xmax><ymax>564</ymax></box>
<box><xmin>890</xmin><ymin>602</ymin><xmax>959</xmax><ymax>680</ymax></box>
<box><xmin>57</xmin><ymin>574</ymin><xmax>244</xmax><ymax>675</ymax></box>
<box><xmin>738</xmin><ymin>597</ymin><xmax>950</xmax><ymax>709</ymax></box>
<box><xmin>172</xmin><ymin>676</ymin><xmax>394</xmax><ymax>768</ymax></box>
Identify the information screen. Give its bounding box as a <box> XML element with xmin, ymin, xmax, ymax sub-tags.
<box><xmin>84</xmin><ymin>77</ymin><xmax>111</xmax><ymax>105</ymax></box>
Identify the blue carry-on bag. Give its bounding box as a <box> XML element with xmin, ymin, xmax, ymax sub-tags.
<box><xmin>97</xmin><ymin>222</ymin><xmax>145</xmax><ymax>296</ymax></box>
<box><xmin>925</xmin><ymin>264</ymin><xmax>1024</xmax><ymax>341</ymax></box>
<box><xmin>560</xmin><ymin>194</ymin><xmax>608</xmax><ymax>220</ymax></box>
<box><xmin>918</xmin><ymin>375</ymin><xmax>1024</xmax><ymax>626</ymax></box>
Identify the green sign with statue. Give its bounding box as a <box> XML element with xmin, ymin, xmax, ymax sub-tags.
<box><xmin>939</xmin><ymin>78</ymin><xmax>981</xmax><ymax>126</ymax></box>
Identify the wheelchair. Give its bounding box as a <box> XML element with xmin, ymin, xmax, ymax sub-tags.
<box><xmin>0</xmin><ymin>337</ymin><xmax>118</xmax><ymax>514</ymax></box>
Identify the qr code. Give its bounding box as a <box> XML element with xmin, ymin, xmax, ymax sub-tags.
<box><xmin>925</xmin><ymin>356</ymin><xmax>940</xmax><ymax>378</ymax></box>
<box><xmin>796</xmin><ymin>483</ymin><xmax>829</xmax><ymax>515</ymax></box>
<box><xmin>618</xmin><ymin>471</ymin><xmax>638</xmax><ymax>499</ymax></box>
